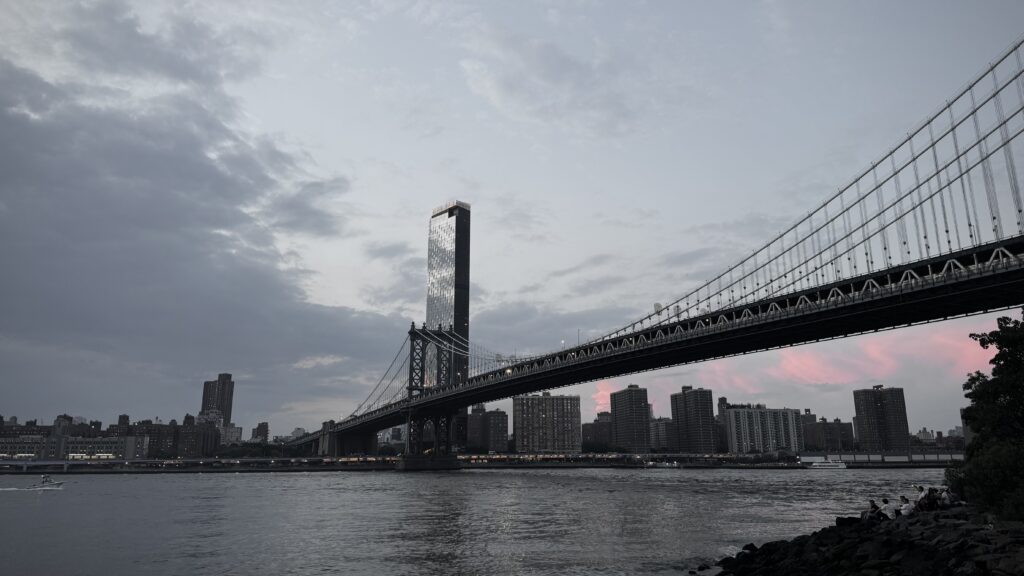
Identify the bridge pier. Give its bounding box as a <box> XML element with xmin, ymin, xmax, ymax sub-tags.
<box><xmin>397</xmin><ymin>410</ymin><xmax>461</xmax><ymax>471</ymax></box>
<box><xmin>317</xmin><ymin>421</ymin><xmax>336</xmax><ymax>456</ymax></box>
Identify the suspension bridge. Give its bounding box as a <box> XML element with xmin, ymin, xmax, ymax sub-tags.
<box><xmin>289</xmin><ymin>36</ymin><xmax>1024</xmax><ymax>459</ymax></box>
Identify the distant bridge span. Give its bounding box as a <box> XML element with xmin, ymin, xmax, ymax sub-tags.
<box><xmin>290</xmin><ymin>237</ymin><xmax>1024</xmax><ymax>454</ymax></box>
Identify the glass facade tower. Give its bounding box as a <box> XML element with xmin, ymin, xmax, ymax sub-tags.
<box><xmin>426</xmin><ymin>200</ymin><xmax>470</xmax><ymax>387</ymax></box>
<box><xmin>426</xmin><ymin>201</ymin><xmax>471</xmax><ymax>340</ymax></box>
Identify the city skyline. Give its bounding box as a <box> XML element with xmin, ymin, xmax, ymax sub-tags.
<box><xmin>4</xmin><ymin>2</ymin><xmax>1024</xmax><ymax>436</ymax></box>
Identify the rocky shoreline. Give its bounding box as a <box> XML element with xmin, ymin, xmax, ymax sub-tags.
<box><xmin>697</xmin><ymin>507</ymin><xmax>1023</xmax><ymax>576</ymax></box>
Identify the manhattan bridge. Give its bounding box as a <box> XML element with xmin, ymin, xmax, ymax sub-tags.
<box><xmin>290</xmin><ymin>36</ymin><xmax>1024</xmax><ymax>461</ymax></box>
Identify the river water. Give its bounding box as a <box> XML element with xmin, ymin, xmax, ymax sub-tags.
<box><xmin>0</xmin><ymin>467</ymin><xmax>942</xmax><ymax>575</ymax></box>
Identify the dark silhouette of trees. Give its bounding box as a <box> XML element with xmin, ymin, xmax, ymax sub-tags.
<box><xmin>957</xmin><ymin>309</ymin><xmax>1024</xmax><ymax>519</ymax></box>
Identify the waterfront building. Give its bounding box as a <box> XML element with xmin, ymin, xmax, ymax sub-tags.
<box><xmin>467</xmin><ymin>404</ymin><xmax>507</xmax><ymax>453</ymax></box>
<box><xmin>0</xmin><ymin>436</ymin><xmax>58</xmax><ymax>459</ymax></box>
<box><xmin>201</xmin><ymin>373</ymin><xmax>235</xmax><ymax>426</ymax></box>
<box><xmin>715</xmin><ymin>397</ymin><xmax>730</xmax><ymax>453</ymax></box>
<box><xmin>114</xmin><ymin>414</ymin><xmax>130</xmax><ymax>437</ymax></box>
<box><xmin>960</xmin><ymin>408</ymin><xmax>975</xmax><ymax>447</ymax></box>
<box><xmin>800</xmin><ymin>410</ymin><xmax>855</xmax><ymax>452</ymax></box>
<box><xmin>0</xmin><ymin>435</ymin><xmax>148</xmax><ymax>460</ymax></box>
<box><xmin>132</xmin><ymin>420</ymin><xmax>178</xmax><ymax>458</ymax></box>
<box><xmin>221</xmin><ymin>424</ymin><xmax>243</xmax><ymax>445</ymax></box>
<box><xmin>649</xmin><ymin>417</ymin><xmax>678</xmax><ymax>452</ymax></box>
<box><xmin>467</xmin><ymin>403</ymin><xmax>487</xmax><ymax>451</ymax></box>
<box><xmin>670</xmin><ymin>386</ymin><xmax>716</xmax><ymax>453</ymax></box>
<box><xmin>484</xmin><ymin>409</ymin><xmax>508</xmax><ymax>453</ymax></box>
<box><xmin>853</xmin><ymin>385</ymin><xmax>910</xmax><ymax>453</ymax></box>
<box><xmin>724</xmin><ymin>404</ymin><xmax>804</xmax><ymax>454</ymax></box>
<box><xmin>64</xmin><ymin>435</ymin><xmax>149</xmax><ymax>460</ymax></box>
<box><xmin>582</xmin><ymin>412</ymin><xmax>613</xmax><ymax>452</ymax></box>
<box><xmin>178</xmin><ymin>414</ymin><xmax>219</xmax><ymax>458</ymax></box>
<box><xmin>250</xmin><ymin>422</ymin><xmax>269</xmax><ymax>444</ymax></box>
<box><xmin>611</xmin><ymin>384</ymin><xmax>650</xmax><ymax>453</ymax></box>
<box><xmin>513</xmin><ymin>392</ymin><xmax>581</xmax><ymax>453</ymax></box>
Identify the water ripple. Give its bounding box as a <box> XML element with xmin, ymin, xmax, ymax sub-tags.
<box><xmin>0</xmin><ymin>468</ymin><xmax>943</xmax><ymax>575</ymax></box>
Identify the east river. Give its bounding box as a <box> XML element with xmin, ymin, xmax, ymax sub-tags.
<box><xmin>0</xmin><ymin>467</ymin><xmax>943</xmax><ymax>575</ymax></box>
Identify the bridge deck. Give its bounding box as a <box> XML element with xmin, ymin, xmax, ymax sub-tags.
<box><xmin>308</xmin><ymin>236</ymin><xmax>1024</xmax><ymax>442</ymax></box>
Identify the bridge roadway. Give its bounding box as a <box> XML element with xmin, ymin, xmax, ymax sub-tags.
<box><xmin>294</xmin><ymin>236</ymin><xmax>1024</xmax><ymax>453</ymax></box>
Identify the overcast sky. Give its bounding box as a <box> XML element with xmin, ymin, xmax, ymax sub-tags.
<box><xmin>2</xmin><ymin>1</ymin><xmax>1022</xmax><ymax>437</ymax></box>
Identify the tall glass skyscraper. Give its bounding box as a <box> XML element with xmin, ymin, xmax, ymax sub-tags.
<box><xmin>426</xmin><ymin>201</ymin><xmax>471</xmax><ymax>341</ymax></box>
<box><xmin>425</xmin><ymin>201</ymin><xmax>470</xmax><ymax>388</ymax></box>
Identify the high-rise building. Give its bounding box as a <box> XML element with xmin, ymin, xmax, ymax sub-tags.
<box><xmin>133</xmin><ymin>419</ymin><xmax>177</xmax><ymax>458</ymax></box>
<box><xmin>649</xmin><ymin>417</ymin><xmax>678</xmax><ymax>452</ymax></box>
<box><xmin>960</xmin><ymin>408</ymin><xmax>975</xmax><ymax>447</ymax></box>
<box><xmin>484</xmin><ymin>409</ymin><xmax>508</xmax><ymax>453</ymax></box>
<box><xmin>425</xmin><ymin>202</ymin><xmax>471</xmax><ymax>447</ymax></box>
<box><xmin>670</xmin><ymin>386</ymin><xmax>716</xmax><ymax>453</ymax></box>
<box><xmin>801</xmin><ymin>410</ymin><xmax>855</xmax><ymax>452</ymax></box>
<box><xmin>513</xmin><ymin>393</ymin><xmax>581</xmax><ymax>453</ymax></box>
<box><xmin>724</xmin><ymin>404</ymin><xmax>804</xmax><ymax>454</ymax></box>
<box><xmin>426</xmin><ymin>201</ymin><xmax>471</xmax><ymax>353</ymax></box>
<box><xmin>611</xmin><ymin>384</ymin><xmax>650</xmax><ymax>453</ymax></box>
<box><xmin>853</xmin><ymin>385</ymin><xmax>910</xmax><ymax>453</ymax></box>
<box><xmin>177</xmin><ymin>413</ymin><xmax>219</xmax><ymax>458</ymax></box>
<box><xmin>250</xmin><ymin>422</ymin><xmax>269</xmax><ymax>444</ymax></box>
<box><xmin>715</xmin><ymin>397</ymin><xmax>730</xmax><ymax>453</ymax></box>
<box><xmin>114</xmin><ymin>414</ymin><xmax>130</xmax><ymax>437</ymax></box>
<box><xmin>582</xmin><ymin>411</ymin><xmax>613</xmax><ymax>452</ymax></box>
<box><xmin>201</xmin><ymin>373</ymin><xmax>235</xmax><ymax>425</ymax></box>
<box><xmin>221</xmin><ymin>424</ymin><xmax>242</xmax><ymax>445</ymax></box>
<box><xmin>467</xmin><ymin>403</ymin><xmax>487</xmax><ymax>451</ymax></box>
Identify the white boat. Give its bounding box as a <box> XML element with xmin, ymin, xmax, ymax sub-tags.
<box><xmin>27</xmin><ymin>475</ymin><xmax>64</xmax><ymax>490</ymax></box>
<box><xmin>807</xmin><ymin>459</ymin><xmax>847</xmax><ymax>469</ymax></box>
<box><xmin>644</xmin><ymin>461</ymin><xmax>680</xmax><ymax>468</ymax></box>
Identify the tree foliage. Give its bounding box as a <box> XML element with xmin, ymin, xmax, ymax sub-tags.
<box><xmin>958</xmin><ymin>309</ymin><xmax>1024</xmax><ymax>519</ymax></box>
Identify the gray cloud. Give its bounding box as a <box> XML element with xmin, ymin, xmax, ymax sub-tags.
<box><xmin>264</xmin><ymin>177</ymin><xmax>352</xmax><ymax>237</ymax></box>
<box><xmin>549</xmin><ymin>253</ymin><xmax>615</xmax><ymax>279</ymax></box>
<box><xmin>569</xmin><ymin>274</ymin><xmax>630</xmax><ymax>296</ymax></box>
<box><xmin>471</xmin><ymin>301</ymin><xmax>635</xmax><ymax>356</ymax></box>
<box><xmin>658</xmin><ymin>247</ymin><xmax>718</xmax><ymax>268</ymax></box>
<box><xmin>365</xmin><ymin>256</ymin><xmax>427</xmax><ymax>313</ymax></box>
<box><xmin>0</xmin><ymin>3</ymin><xmax>406</xmax><ymax>432</ymax></box>
<box><xmin>460</xmin><ymin>28</ymin><xmax>638</xmax><ymax>137</ymax></box>
<box><xmin>365</xmin><ymin>240</ymin><xmax>416</xmax><ymax>261</ymax></box>
<box><xmin>62</xmin><ymin>0</ymin><xmax>265</xmax><ymax>87</ymax></box>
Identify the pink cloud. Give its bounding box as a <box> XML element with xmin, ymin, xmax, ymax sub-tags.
<box><xmin>694</xmin><ymin>362</ymin><xmax>762</xmax><ymax>394</ymax></box>
<box><xmin>591</xmin><ymin>380</ymin><xmax>615</xmax><ymax>413</ymax></box>
<box><xmin>852</xmin><ymin>337</ymin><xmax>902</xmax><ymax>380</ymax></box>
<box><xmin>916</xmin><ymin>325</ymin><xmax>995</xmax><ymax>379</ymax></box>
<box><xmin>765</xmin><ymin>348</ymin><xmax>858</xmax><ymax>384</ymax></box>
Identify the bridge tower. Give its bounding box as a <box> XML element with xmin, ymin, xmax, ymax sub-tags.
<box><xmin>400</xmin><ymin>323</ymin><xmax>463</xmax><ymax>469</ymax></box>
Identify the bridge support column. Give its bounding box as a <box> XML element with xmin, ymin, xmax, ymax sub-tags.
<box><xmin>318</xmin><ymin>421</ymin><xmax>336</xmax><ymax>456</ymax></box>
<box><xmin>397</xmin><ymin>411</ymin><xmax>460</xmax><ymax>471</ymax></box>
